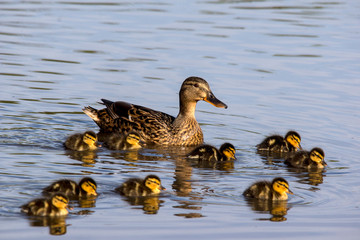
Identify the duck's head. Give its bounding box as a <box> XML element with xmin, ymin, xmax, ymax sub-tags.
<box><xmin>79</xmin><ymin>177</ymin><xmax>98</xmax><ymax>196</ymax></box>
<box><xmin>125</xmin><ymin>131</ymin><xmax>142</xmax><ymax>149</ymax></box>
<box><xmin>309</xmin><ymin>147</ymin><xmax>326</xmax><ymax>167</ymax></box>
<box><xmin>144</xmin><ymin>175</ymin><xmax>166</xmax><ymax>194</ymax></box>
<box><xmin>179</xmin><ymin>77</ymin><xmax>228</xmax><ymax>110</ymax></box>
<box><xmin>51</xmin><ymin>193</ymin><xmax>69</xmax><ymax>211</ymax></box>
<box><xmin>272</xmin><ymin>177</ymin><xmax>293</xmax><ymax>196</ymax></box>
<box><xmin>285</xmin><ymin>131</ymin><xmax>302</xmax><ymax>151</ymax></box>
<box><xmin>83</xmin><ymin>131</ymin><xmax>99</xmax><ymax>150</ymax></box>
<box><xmin>219</xmin><ymin>142</ymin><xmax>236</xmax><ymax>160</ymax></box>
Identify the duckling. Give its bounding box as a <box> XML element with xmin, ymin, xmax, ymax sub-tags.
<box><xmin>42</xmin><ymin>177</ymin><xmax>98</xmax><ymax>199</ymax></box>
<box><xmin>83</xmin><ymin>76</ymin><xmax>228</xmax><ymax>146</ymax></box>
<box><xmin>285</xmin><ymin>147</ymin><xmax>326</xmax><ymax>169</ymax></box>
<box><xmin>115</xmin><ymin>175</ymin><xmax>166</xmax><ymax>197</ymax></box>
<box><xmin>64</xmin><ymin>131</ymin><xmax>99</xmax><ymax>151</ymax></box>
<box><xmin>256</xmin><ymin>131</ymin><xmax>302</xmax><ymax>152</ymax></box>
<box><xmin>21</xmin><ymin>193</ymin><xmax>69</xmax><ymax>217</ymax></box>
<box><xmin>243</xmin><ymin>177</ymin><xmax>293</xmax><ymax>200</ymax></box>
<box><xmin>104</xmin><ymin>131</ymin><xmax>142</xmax><ymax>150</ymax></box>
<box><xmin>187</xmin><ymin>142</ymin><xmax>236</xmax><ymax>161</ymax></box>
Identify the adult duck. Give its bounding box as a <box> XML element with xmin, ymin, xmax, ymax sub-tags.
<box><xmin>83</xmin><ymin>77</ymin><xmax>227</xmax><ymax>146</ymax></box>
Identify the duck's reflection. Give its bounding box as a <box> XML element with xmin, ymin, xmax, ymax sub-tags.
<box><xmin>121</xmin><ymin>196</ymin><xmax>163</xmax><ymax>214</ymax></box>
<box><xmin>65</xmin><ymin>150</ymin><xmax>97</xmax><ymax>167</ymax></box>
<box><xmin>257</xmin><ymin>150</ymin><xmax>294</xmax><ymax>165</ymax></box>
<box><xmin>26</xmin><ymin>216</ymin><xmax>67</xmax><ymax>235</ymax></box>
<box><xmin>287</xmin><ymin>167</ymin><xmax>326</xmax><ymax>186</ymax></box>
<box><xmin>245</xmin><ymin>198</ymin><xmax>290</xmax><ymax>222</ymax></box>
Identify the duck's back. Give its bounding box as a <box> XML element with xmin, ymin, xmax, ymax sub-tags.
<box><xmin>42</xmin><ymin>180</ymin><xmax>79</xmax><ymax>198</ymax></box>
<box><xmin>21</xmin><ymin>199</ymin><xmax>51</xmax><ymax>216</ymax></box>
<box><xmin>187</xmin><ymin>145</ymin><xmax>221</xmax><ymax>161</ymax></box>
<box><xmin>64</xmin><ymin>134</ymin><xmax>88</xmax><ymax>151</ymax></box>
<box><xmin>115</xmin><ymin>178</ymin><xmax>150</xmax><ymax>197</ymax></box>
<box><xmin>257</xmin><ymin>135</ymin><xmax>288</xmax><ymax>152</ymax></box>
<box><xmin>285</xmin><ymin>151</ymin><xmax>312</xmax><ymax>168</ymax></box>
<box><xmin>243</xmin><ymin>181</ymin><xmax>272</xmax><ymax>200</ymax></box>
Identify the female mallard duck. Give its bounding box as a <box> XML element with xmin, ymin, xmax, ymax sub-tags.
<box><xmin>64</xmin><ymin>131</ymin><xmax>99</xmax><ymax>151</ymax></box>
<box><xmin>115</xmin><ymin>175</ymin><xmax>166</xmax><ymax>197</ymax></box>
<box><xmin>21</xmin><ymin>193</ymin><xmax>69</xmax><ymax>217</ymax></box>
<box><xmin>104</xmin><ymin>131</ymin><xmax>142</xmax><ymax>150</ymax></box>
<box><xmin>187</xmin><ymin>142</ymin><xmax>236</xmax><ymax>161</ymax></box>
<box><xmin>256</xmin><ymin>131</ymin><xmax>302</xmax><ymax>152</ymax></box>
<box><xmin>83</xmin><ymin>76</ymin><xmax>227</xmax><ymax>146</ymax></box>
<box><xmin>285</xmin><ymin>147</ymin><xmax>326</xmax><ymax>169</ymax></box>
<box><xmin>243</xmin><ymin>177</ymin><xmax>293</xmax><ymax>200</ymax></box>
<box><xmin>42</xmin><ymin>177</ymin><xmax>98</xmax><ymax>199</ymax></box>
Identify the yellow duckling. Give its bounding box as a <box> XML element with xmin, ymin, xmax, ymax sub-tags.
<box><xmin>21</xmin><ymin>193</ymin><xmax>69</xmax><ymax>217</ymax></box>
<box><xmin>243</xmin><ymin>177</ymin><xmax>293</xmax><ymax>200</ymax></box>
<box><xmin>104</xmin><ymin>131</ymin><xmax>142</xmax><ymax>150</ymax></box>
<box><xmin>64</xmin><ymin>131</ymin><xmax>99</xmax><ymax>151</ymax></box>
<box><xmin>187</xmin><ymin>142</ymin><xmax>236</xmax><ymax>161</ymax></box>
<box><xmin>42</xmin><ymin>177</ymin><xmax>98</xmax><ymax>199</ymax></box>
<box><xmin>285</xmin><ymin>147</ymin><xmax>326</xmax><ymax>169</ymax></box>
<box><xmin>115</xmin><ymin>175</ymin><xmax>166</xmax><ymax>197</ymax></box>
<box><xmin>83</xmin><ymin>76</ymin><xmax>227</xmax><ymax>146</ymax></box>
<box><xmin>257</xmin><ymin>131</ymin><xmax>302</xmax><ymax>152</ymax></box>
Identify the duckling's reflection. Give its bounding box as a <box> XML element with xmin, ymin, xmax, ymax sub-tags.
<box><xmin>26</xmin><ymin>216</ymin><xmax>67</xmax><ymax>235</ymax></box>
<box><xmin>193</xmin><ymin>159</ymin><xmax>235</xmax><ymax>171</ymax></box>
<box><xmin>121</xmin><ymin>196</ymin><xmax>163</xmax><ymax>214</ymax></box>
<box><xmin>65</xmin><ymin>150</ymin><xmax>97</xmax><ymax>167</ymax></box>
<box><xmin>245</xmin><ymin>198</ymin><xmax>290</xmax><ymax>222</ymax></box>
<box><xmin>257</xmin><ymin>150</ymin><xmax>294</xmax><ymax>165</ymax></box>
<box><xmin>287</xmin><ymin>167</ymin><xmax>326</xmax><ymax>186</ymax></box>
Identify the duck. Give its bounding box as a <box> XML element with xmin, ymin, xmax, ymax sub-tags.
<box><xmin>82</xmin><ymin>76</ymin><xmax>228</xmax><ymax>146</ymax></box>
<box><xmin>187</xmin><ymin>142</ymin><xmax>236</xmax><ymax>161</ymax></box>
<box><xmin>64</xmin><ymin>131</ymin><xmax>99</xmax><ymax>151</ymax></box>
<box><xmin>104</xmin><ymin>131</ymin><xmax>142</xmax><ymax>150</ymax></box>
<box><xmin>42</xmin><ymin>177</ymin><xmax>98</xmax><ymax>199</ymax></box>
<box><xmin>285</xmin><ymin>147</ymin><xmax>326</xmax><ymax>169</ymax></box>
<box><xmin>256</xmin><ymin>131</ymin><xmax>302</xmax><ymax>152</ymax></box>
<box><xmin>21</xmin><ymin>193</ymin><xmax>69</xmax><ymax>217</ymax></box>
<box><xmin>243</xmin><ymin>177</ymin><xmax>293</xmax><ymax>200</ymax></box>
<box><xmin>115</xmin><ymin>175</ymin><xmax>166</xmax><ymax>197</ymax></box>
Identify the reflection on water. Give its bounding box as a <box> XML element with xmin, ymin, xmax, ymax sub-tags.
<box><xmin>65</xmin><ymin>150</ymin><xmax>98</xmax><ymax>166</ymax></box>
<box><xmin>245</xmin><ymin>198</ymin><xmax>290</xmax><ymax>222</ymax></box>
<box><xmin>120</xmin><ymin>196</ymin><xmax>163</xmax><ymax>215</ymax></box>
<box><xmin>25</xmin><ymin>216</ymin><xmax>67</xmax><ymax>236</ymax></box>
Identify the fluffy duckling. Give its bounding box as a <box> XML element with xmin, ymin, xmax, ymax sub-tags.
<box><xmin>115</xmin><ymin>175</ymin><xmax>166</xmax><ymax>197</ymax></box>
<box><xmin>285</xmin><ymin>147</ymin><xmax>326</xmax><ymax>169</ymax></box>
<box><xmin>187</xmin><ymin>142</ymin><xmax>236</xmax><ymax>161</ymax></box>
<box><xmin>257</xmin><ymin>131</ymin><xmax>302</xmax><ymax>152</ymax></box>
<box><xmin>64</xmin><ymin>131</ymin><xmax>99</xmax><ymax>151</ymax></box>
<box><xmin>21</xmin><ymin>193</ymin><xmax>69</xmax><ymax>217</ymax></box>
<box><xmin>104</xmin><ymin>131</ymin><xmax>142</xmax><ymax>150</ymax></box>
<box><xmin>243</xmin><ymin>177</ymin><xmax>293</xmax><ymax>201</ymax></box>
<box><xmin>42</xmin><ymin>177</ymin><xmax>98</xmax><ymax>199</ymax></box>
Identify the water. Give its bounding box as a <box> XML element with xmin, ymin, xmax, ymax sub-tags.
<box><xmin>1</xmin><ymin>0</ymin><xmax>360</xmax><ymax>239</ymax></box>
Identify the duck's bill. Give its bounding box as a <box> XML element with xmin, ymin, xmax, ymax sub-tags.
<box><xmin>323</xmin><ymin>161</ymin><xmax>328</xmax><ymax>166</ymax></box>
<box><xmin>204</xmin><ymin>92</ymin><xmax>228</xmax><ymax>109</ymax></box>
<box><xmin>298</xmin><ymin>144</ymin><xmax>303</xmax><ymax>150</ymax></box>
<box><xmin>161</xmin><ymin>186</ymin><xmax>166</xmax><ymax>191</ymax></box>
<box><xmin>287</xmin><ymin>189</ymin><xmax>294</xmax><ymax>195</ymax></box>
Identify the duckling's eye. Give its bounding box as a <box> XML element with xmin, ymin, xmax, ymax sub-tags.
<box><xmin>194</xmin><ymin>83</ymin><xmax>199</xmax><ymax>88</ymax></box>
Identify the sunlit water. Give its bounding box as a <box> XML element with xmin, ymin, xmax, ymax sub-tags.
<box><xmin>1</xmin><ymin>0</ymin><xmax>360</xmax><ymax>239</ymax></box>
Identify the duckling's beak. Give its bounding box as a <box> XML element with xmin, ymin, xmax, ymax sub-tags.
<box><xmin>298</xmin><ymin>144</ymin><xmax>302</xmax><ymax>150</ymax></box>
<box><xmin>67</xmin><ymin>206</ymin><xmax>74</xmax><ymax>211</ymax></box>
<box><xmin>160</xmin><ymin>185</ymin><xmax>166</xmax><ymax>191</ymax></box>
<box><xmin>322</xmin><ymin>160</ymin><xmax>327</xmax><ymax>166</ymax></box>
<box><xmin>96</xmin><ymin>142</ymin><xmax>102</xmax><ymax>148</ymax></box>
<box><xmin>287</xmin><ymin>188</ymin><xmax>294</xmax><ymax>195</ymax></box>
<box><xmin>204</xmin><ymin>91</ymin><xmax>228</xmax><ymax>109</ymax></box>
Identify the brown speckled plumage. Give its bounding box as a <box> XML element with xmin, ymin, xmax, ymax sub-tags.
<box><xmin>83</xmin><ymin>77</ymin><xmax>227</xmax><ymax>146</ymax></box>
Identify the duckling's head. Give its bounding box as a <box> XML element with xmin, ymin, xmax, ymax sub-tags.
<box><xmin>144</xmin><ymin>175</ymin><xmax>166</xmax><ymax>194</ymax></box>
<box><xmin>125</xmin><ymin>131</ymin><xmax>142</xmax><ymax>149</ymax></box>
<box><xmin>179</xmin><ymin>77</ymin><xmax>227</xmax><ymax>110</ymax></box>
<box><xmin>219</xmin><ymin>143</ymin><xmax>236</xmax><ymax>160</ymax></box>
<box><xmin>79</xmin><ymin>177</ymin><xmax>98</xmax><ymax>196</ymax></box>
<box><xmin>51</xmin><ymin>193</ymin><xmax>69</xmax><ymax>211</ymax></box>
<box><xmin>272</xmin><ymin>178</ymin><xmax>293</xmax><ymax>196</ymax></box>
<box><xmin>285</xmin><ymin>131</ymin><xmax>302</xmax><ymax>150</ymax></box>
<box><xmin>309</xmin><ymin>147</ymin><xmax>326</xmax><ymax>166</ymax></box>
<box><xmin>82</xmin><ymin>131</ymin><xmax>99</xmax><ymax>150</ymax></box>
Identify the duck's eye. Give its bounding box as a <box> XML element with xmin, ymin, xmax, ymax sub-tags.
<box><xmin>194</xmin><ymin>83</ymin><xmax>199</xmax><ymax>88</ymax></box>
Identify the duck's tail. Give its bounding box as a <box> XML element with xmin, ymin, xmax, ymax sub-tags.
<box><xmin>82</xmin><ymin>106</ymin><xmax>100</xmax><ymax>122</ymax></box>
